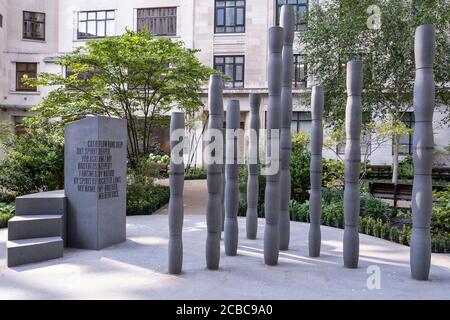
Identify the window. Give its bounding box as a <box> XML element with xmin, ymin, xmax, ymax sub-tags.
<box><xmin>293</xmin><ymin>54</ymin><xmax>307</xmax><ymax>88</ymax></box>
<box><xmin>291</xmin><ymin>111</ymin><xmax>311</xmax><ymax>135</ymax></box>
<box><xmin>137</xmin><ymin>7</ymin><xmax>177</xmax><ymax>35</ymax></box>
<box><xmin>23</xmin><ymin>11</ymin><xmax>45</xmax><ymax>40</ymax></box>
<box><xmin>0</xmin><ymin>14</ymin><xmax>3</xmax><ymax>28</ymax></box>
<box><xmin>215</xmin><ymin>0</ymin><xmax>245</xmax><ymax>33</ymax></box>
<box><xmin>395</xmin><ymin>112</ymin><xmax>415</xmax><ymax>155</ymax></box>
<box><xmin>276</xmin><ymin>0</ymin><xmax>308</xmax><ymax>32</ymax></box>
<box><xmin>78</xmin><ymin>10</ymin><xmax>115</xmax><ymax>39</ymax></box>
<box><xmin>16</xmin><ymin>63</ymin><xmax>37</xmax><ymax>92</ymax></box>
<box><xmin>214</xmin><ymin>56</ymin><xmax>244</xmax><ymax>88</ymax></box>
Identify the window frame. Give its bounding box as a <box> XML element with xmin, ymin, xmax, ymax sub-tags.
<box><xmin>77</xmin><ymin>10</ymin><xmax>115</xmax><ymax>39</ymax></box>
<box><xmin>23</xmin><ymin>11</ymin><xmax>45</xmax><ymax>41</ymax></box>
<box><xmin>16</xmin><ymin>62</ymin><xmax>37</xmax><ymax>92</ymax></box>
<box><xmin>0</xmin><ymin>13</ymin><xmax>3</xmax><ymax>28</ymax></box>
<box><xmin>275</xmin><ymin>0</ymin><xmax>308</xmax><ymax>32</ymax></box>
<box><xmin>293</xmin><ymin>54</ymin><xmax>307</xmax><ymax>88</ymax></box>
<box><xmin>213</xmin><ymin>55</ymin><xmax>245</xmax><ymax>89</ymax></box>
<box><xmin>291</xmin><ymin>111</ymin><xmax>312</xmax><ymax>135</ymax></box>
<box><xmin>214</xmin><ymin>0</ymin><xmax>246</xmax><ymax>34</ymax></box>
<box><xmin>136</xmin><ymin>7</ymin><xmax>177</xmax><ymax>36</ymax></box>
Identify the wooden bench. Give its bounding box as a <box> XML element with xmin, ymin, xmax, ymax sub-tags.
<box><xmin>366</xmin><ymin>165</ymin><xmax>392</xmax><ymax>180</ymax></box>
<box><xmin>369</xmin><ymin>181</ymin><xmax>447</xmax><ymax>210</ymax></box>
<box><xmin>432</xmin><ymin>167</ymin><xmax>450</xmax><ymax>181</ymax></box>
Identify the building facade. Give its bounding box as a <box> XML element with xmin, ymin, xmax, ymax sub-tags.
<box><xmin>0</xmin><ymin>0</ymin><xmax>448</xmax><ymax>165</ymax></box>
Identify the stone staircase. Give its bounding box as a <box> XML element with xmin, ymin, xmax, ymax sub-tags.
<box><xmin>7</xmin><ymin>190</ymin><xmax>66</xmax><ymax>267</ymax></box>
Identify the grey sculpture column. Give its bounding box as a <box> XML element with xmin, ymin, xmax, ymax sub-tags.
<box><xmin>343</xmin><ymin>60</ymin><xmax>363</xmax><ymax>269</ymax></box>
<box><xmin>308</xmin><ymin>86</ymin><xmax>324</xmax><ymax>257</ymax></box>
<box><xmin>206</xmin><ymin>75</ymin><xmax>224</xmax><ymax>270</ymax></box>
<box><xmin>225</xmin><ymin>100</ymin><xmax>240</xmax><ymax>256</ymax></box>
<box><xmin>411</xmin><ymin>24</ymin><xmax>435</xmax><ymax>281</ymax></box>
<box><xmin>168</xmin><ymin>112</ymin><xmax>185</xmax><ymax>274</ymax></box>
<box><xmin>279</xmin><ymin>4</ymin><xmax>295</xmax><ymax>251</ymax></box>
<box><xmin>264</xmin><ymin>26</ymin><xmax>283</xmax><ymax>265</ymax></box>
<box><xmin>246</xmin><ymin>94</ymin><xmax>261</xmax><ymax>239</ymax></box>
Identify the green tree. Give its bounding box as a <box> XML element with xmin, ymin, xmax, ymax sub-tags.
<box><xmin>30</xmin><ymin>30</ymin><xmax>216</xmax><ymax>168</ymax></box>
<box><xmin>299</xmin><ymin>0</ymin><xmax>449</xmax><ymax>184</ymax></box>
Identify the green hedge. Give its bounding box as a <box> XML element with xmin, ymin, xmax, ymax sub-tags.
<box><xmin>127</xmin><ymin>185</ymin><xmax>170</xmax><ymax>215</ymax></box>
<box><xmin>0</xmin><ymin>202</ymin><xmax>15</xmax><ymax>228</ymax></box>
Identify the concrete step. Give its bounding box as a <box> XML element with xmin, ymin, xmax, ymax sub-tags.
<box><xmin>14</xmin><ymin>190</ymin><xmax>67</xmax><ymax>246</ymax></box>
<box><xmin>8</xmin><ymin>215</ymin><xmax>63</xmax><ymax>241</ymax></box>
<box><xmin>15</xmin><ymin>190</ymin><xmax>66</xmax><ymax>216</ymax></box>
<box><xmin>7</xmin><ymin>237</ymin><xmax>63</xmax><ymax>267</ymax></box>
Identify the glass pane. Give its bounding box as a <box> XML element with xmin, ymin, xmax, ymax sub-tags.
<box><xmin>399</xmin><ymin>135</ymin><xmax>410</xmax><ymax>144</ymax></box>
<box><xmin>225</xmin><ymin>26</ymin><xmax>235</xmax><ymax>32</ymax></box>
<box><xmin>226</xmin><ymin>1</ymin><xmax>236</xmax><ymax>6</ymax></box>
<box><xmin>288</xmin><ymin>0</ymin><xmax>298</xmax><ymax>4</ymax></box>
<box><xmin>225</xmin><ymin>64</ymin><xmax>234</xmax><ymax>78</ymax></box>
<box><xmin>299</xmin><ymin>112</ymin><xmax>311</xmax><ymax>120</ymax></box>
<box><xmin>106</xmin><ymin>20</ymin><xmax>114</xmax><ymax>36</ymax></box>
<box><xmin>79</xmin><ymin>21</ymin><xmax>86</xmax><ymax>33</ymax></box>
<box><xmin>225</xmin><ymin>8</ymin><xmax>235</xmax><ymax>26</ymax></box>
<box><xmin>79</xmin><ymin>12</ymin><xmax>87</xmax><ymax>21</ymax></box>
<box><xmin>36</xmin><ymin>13</ymin><xmax>45</xmax><ymax>22</ymax></box>
<box><xmin>87</xmin><ymin>20</ymin><xmax>96</xmax><ymax>36</ymax></box>
<box><xmin>234</xmin><ymin>81</ymin><xmax>243</xmax><ymax>87</ymax></box>
<box><xmin>299</xmin><ymin>121</ymin><xmax>312</xmax><ymax>133</ymax></box>
<box><xmin>236</xmin><ymin>1</ymin><xmax>245</xmax><ymax>6</ymax></box>
<box><xmin>235</xmin><ymin>56</ymin><xmax>244</xmax><ymax>64</ymax></box>
<box><xmin>225</xmin><ymin>57</ymin><xmax>234</xmax><ymax>63</ymax></box>
<box><xmin>87</xmin><ymin>12</ymin><xmax>96</xmax><ymax>20</ymax></box>
<box><xmin>235</xmin><ymin>65</ymin><xmax>243</xmax><ymax>81</ymax></box>
<box><xmin>215</xmin><ymin>57</ymin><xmax>224</xmax><ymax>64</ymax></box>
<box><xmin>107</xmin><ymin>11</ymin><xmax>115</xmax><ymax>19</ymax></box>
<box><xmin>291</xmin><ymin>121</ymin><xmax>298</xmax><ymax>135</ymax></box>
<box><xmin>216</xmin><ymin>8</ymin><xmax>224</xmax><ymax>25</ymax></box>
<box><xmin>97</xmin><ymin>11</ymin><xmax>106</xmax><ymax>20</ymax></box>
<box><xmin>216</xmin><ymin>27</ymin><xmax>225</xmax><ymax>33</ymax></box>
<box><xmin>97</xmin><ymin>21</ymin><xmax>105</xmax><ymax>36</ymax></box>
<box><xmin>236</xmin><ymin>8</ymin><xmax>244</xmax><ymax>25</ymax></box>
<box><xmin>235</xmin><ymin>26</ymin><xmax>244</xmax><ymax>32</ymax></box>
<box><xmin>216</xmin><ymin>1</ymin><xmax>226</xmax><ymax>8</ymax></box>
<box><xmin>16</xmin><ymin>63</ymin><xmax>27</xmax><ymax>71</ymax></box>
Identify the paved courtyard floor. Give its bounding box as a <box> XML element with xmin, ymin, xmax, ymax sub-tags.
<box><xmin>1</xmin><ymin>214</ymin><xmax>450</xmax><ymax>299</ymax></box>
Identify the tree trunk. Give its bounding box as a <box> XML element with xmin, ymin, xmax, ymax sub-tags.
<box><xmin>391</xmin><ymin>134</ymin><xmax>400</xmax><ymax>217</ymax></box>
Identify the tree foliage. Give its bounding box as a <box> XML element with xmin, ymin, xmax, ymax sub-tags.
<box><xmin>30</xmin><ymin>30</ymin><xmax>216</xmax><ymax>168</ymax></box>
<box><xmin>300</xmin><ymin>0</ymin><xmax>450</xmax><ymax>181</ymax></box>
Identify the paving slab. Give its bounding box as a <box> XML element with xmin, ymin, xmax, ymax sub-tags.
<box><xmin>1</xmin><ymin>215</ymin><xmax>449</xmax><ymax>300</ymax></box>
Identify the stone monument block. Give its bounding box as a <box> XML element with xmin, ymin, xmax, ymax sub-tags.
<box><xmin>64</xmin><ymin>116</ymin><xmax>127</xmax><ymax>250</ymax></box>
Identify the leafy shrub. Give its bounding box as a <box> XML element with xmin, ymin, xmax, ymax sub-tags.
<box><xmin>390</xmin><ymin>227</ymin><xmax>400</xmax><ymax>243</ymax></box>
<box><xmin>398</xmin><ymin>155</ymin><xmax>414</xmax><ymax>180</ymax></box>
<box><xmin>400</xmin><ymin>225</ymin><xmax>411</xmax><ymax>245</ymax></box>
<box><xmin>289</xmin><ymin>200</ymin><xmax>309</xmax><ymax>222</ymax></box>
<box><xmin>360</xmin><ymin>192</ymin><xmax>391</xmax><ymax>220</ymax></box>
<box><xmin>432</xmin><ymin>186</ymin><xmax>450</xmax><ymax>233</ymax></box>
<box><xmin>127</xmin><ymin>160</ymin><xmax>169</xmax><ymax>215</ymax></box>
<box><xmin>0</xmin><ymin>202</ymin><xmax>15</xmax><ymax>228</ymax></box>
<box><xmin>365</xmin><ymin>217</ymin><xmax>375</xmax><ymax>236</ymax></box>
<box><xmin>322</xmin><ymin>202</ymin><xmax>343</xmax><ymax>228</ymax></box>
<box><xmin>185</xmin><ymin>167</ymin><xmax>207</xmax><ymax>180</ymax></box>
<box><xmin>0</xmin><ymin>134</ymin><xmax>64</xmax><ymax>195</ymax></box>
<box><xmin>359</xmin><ymin>216</ymin><xmax>367</xmax><ymax>233</ymax></box>
<box><xmin>290</xmin><ymin>132</ymin><xmax>311</xmax><ymax>202</ymax></box>
<box><xmin>381</xmin><ymin>222</ymin><xmax>390</xmax><ymax>240</ymax></box>
<box><xmin>431</xmin><ymin>233</ymin><xmax>450</xmax><ymax>253</ymax></box>
<box><xmin>322</xmin><ymin>159</ymin><xmax>344</xmax><ymax>188</ymax></box>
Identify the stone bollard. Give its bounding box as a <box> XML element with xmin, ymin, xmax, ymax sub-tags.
<box><xmin>225</xmin><ymin>100</ymin><xmax>240</xmax><ymax>256</ymax></box>
<box><xmin>411</xmin><ymin>24</ymin><xmax>435</xmax><ymax>281</ymax></box>
<box><xmin>308</xmin><ymin>86</ymin><xmax>324</xmax><ymax>257</ymax></box>
<box><xmin>206</xmin><ymin>75</ymin><xmax>224</xmax><ymax>270</ymax></box>
<box><xmin>279</xmin><ymin>4</ymin><xmax>295</xmax><ymax>251</ymax></box>
<box><xmin>343</xmin><ymin>60</ymin><xmax>363</xmax><ymax>269</ymax></box>
<box><xmin>246</xmin><ymin>93</ymin><xmax>261</xmax><ymax>240</ymax></box>
<box><xmin>168</xmin><ymin>112</ymin><xmax>185</xmax><ymax>274</ymax></box>
<box><xmin>264</xmin><ymin>26</ymin><xmax>283</xmax><ymax>266</ymax></box>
